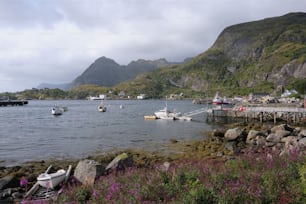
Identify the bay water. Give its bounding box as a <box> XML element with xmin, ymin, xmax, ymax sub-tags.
<box><xmin>0</xmin><ymin>100</ymin><xmax>219</xmax><ymax>166</ymax></box>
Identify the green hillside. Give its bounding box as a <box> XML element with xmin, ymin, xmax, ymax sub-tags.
<box><xmin>116</xmin><ymin>12</ymin><xmax>306</xmax><ymax>98</ymax></box>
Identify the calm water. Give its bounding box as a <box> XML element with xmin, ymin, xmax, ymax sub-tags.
<box><xmin>0</xmin><ymin>100</ymin><xmax>218</xmax><ymax>166</ymax></box>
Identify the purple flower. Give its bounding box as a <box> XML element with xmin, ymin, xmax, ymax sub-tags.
<box><xmin>21</xmin><ymin>200</ymin><xmax>27</xmax><ymax>204</ymax></box>
<box><xmin>106</xmin><ymin>182</ymin><xmax>121</xmax><ymax>201</ymax></box>
<box><xmin>20</xmin><ymin>177</ymin><xmax>28</xmax><ymax>187</ymax></box>
<box><xmin>92</xmin><ymin>189</ymin><xmax>97</xmax><ymax>198</ymax></box>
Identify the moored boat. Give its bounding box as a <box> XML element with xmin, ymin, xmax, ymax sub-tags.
<box><xmin>51</xmin><ymin>106</ymin><xmax>62</xmax><ymax>115</ymax></box>
<box><xmin>212</xmin><ymin>92</ymin><xmax>229</xmax><ymax>105</ymax></box>
<box><xmin>144</xmin><ymin>115</ymin><xmax>157</xmax><ymax>120</ymax></box>
<box><xmin>154</xmin><ymin>106</ymin><xmax>181</xmax><ymax>120</ymax></box>
<box><xmin>98</xmin><ymin>105</ymin><xmax>107</xmax><ymax>112</ymax></box>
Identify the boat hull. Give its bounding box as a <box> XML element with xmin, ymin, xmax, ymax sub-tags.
<box><xmin>98</xmin><ymin>105</ymin><xmax>107</xmax><ymax>112</ymax></box>
<box><xmin>154</xmin><ymin>107</ymin><xmax>182</xmax><ymax>120</ymax></box>
<box><xmin>51</xmin><ymin>107</ymin><xmax>62</xmax><ymax>115</ymax></box>
<box><xmin>37</xmin><ymin>169</ymin><xmax>66</xmax><ymax>189</ymax></box>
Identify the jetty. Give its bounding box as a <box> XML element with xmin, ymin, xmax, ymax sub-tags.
<box><xmin>206</xmin><ymin>105</ymin><xmax>306</xmax><ymax>124</ymax></box>
<box><xmin>0</xmin><ymin>100</ymin><xmax>28</xmax><ymax>106</ymax></box>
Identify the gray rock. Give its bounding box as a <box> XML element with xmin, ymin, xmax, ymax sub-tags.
<box><xmin>246</xmin><ymin>130</ymin><xmax>259</xmax><ymax>144</ymax></box>
<box><xmin>225</xmin><ymin>141</ymin><xmax>240</xmax><ymax>154</ymax></box>
<box><xmin>0</xmin><ymin>176</ymin><xmax>14</xmax><ymax>190</ymax></box>
<box><xmin>298</xmin><ymin>137</ymin><xmax>306</xmax><ymax>147</ymax></box>
<box><xmin>74</xmin><ymin>159</ymin><xmax>105</xmax><ymax>186</ymax></box>
<box><xmin>271</xmin><ymin>124</ymin><xmax>293</xmax><ymax>133</ymax></box>
<box><xmin>266</xmin><ymin>133</ymin><xmax>282</xmax><ymax>143</ymax></box>
<box><xmin>275</xmin><ymin>130</ymin><xmax>291</xmax><ymax>138</ymax></box>
<box><xmin>12</xmin><ymin>191</ymin><xmax>23</xmax><ymax>199</ymax></box>
<box><xmin>105</xmin><ymin>153</ymin><xmax>133</xmax><ymax>173</ymax></box>
<box><xmin>298</xmin><ymin>129</ymin><xmax>306</xmax><ymax>137</ymax></box>
<box><xmin>256</xmin><ymin>136</ymin><xmax>266</xmax><ymax>147</ymax></box>
<box><xmin>281</xmin><ymin>136</ymin><xmax>298</xmax><ymax>144</ymax></box>
<box><xmin>224</xmin><ymin>127</ymin><xmax>244</xmax><ymax>141</ymax></box>
<box><xmin>0</xmin><ymin>188</ymin><xmax>12</xmax><ymax>199</ymax></box>
<box><xmin>265</xmin><ymin>141</ymin><xmax>276</xmax><ymax>147</ymax></box>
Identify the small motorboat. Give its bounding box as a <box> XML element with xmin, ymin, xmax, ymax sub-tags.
<box><xmin>98</xmin><ymin>105</ymin><xmax>107</xmax><ymax>112</ymax></box>
<box><xmin>37</xmin><ymin>169</ymin><xmax>66</xmax><ymax>189</ymax></box>
<box><xmin>51</xmin><ymin>106</ymin><xmax>62</xmax><ymax>115</ymax></box>
<box><xmin>98</xmin><ymin>100</ymin><xmax>107</xmax><ymax>112</ymax></box>
<box><xmin>154</xmin><ymin>106</ymin><xmax>181</xmax><ymax>120</ymax></box>
<box><xmin>212</xmin><ymin>92</ymin><xmax>229</xmax><ymax>105</ymax></box>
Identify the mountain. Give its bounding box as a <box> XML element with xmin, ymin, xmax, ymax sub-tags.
<box><xmin>38</xmin><ymin>57</ymin><xmax>179</xmax><ymax>90</ymax></box>
<box><xmin>71</xmin><ymin>57</ymin><xmax>178</xmax><ymax>87</ymax></box>
<box><xmin>118</xmin><ymin>12</ymin><xmax>306</xmax><ymax>97</ymax></box>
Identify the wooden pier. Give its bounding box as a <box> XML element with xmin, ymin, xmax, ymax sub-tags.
<box><xmin>0</xmin><ymin>100</ymin><xmax>28</xmax><ymax>106</ymax></box>
<box><xmin>206</xmin><ymin>105</ymin><xmax>306</xmax><ymax>124</ymax></box>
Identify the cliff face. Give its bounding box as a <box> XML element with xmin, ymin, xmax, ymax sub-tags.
<box><xmin>160</xmin><ymin>12</ymin><xmax>306</xmax><ymax>95</ymax></box>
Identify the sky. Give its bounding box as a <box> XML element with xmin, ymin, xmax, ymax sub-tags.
<box><xmin>0</xmin><ymin>0</ymin><xmax>306</xmax><ymax>92</ymax></box>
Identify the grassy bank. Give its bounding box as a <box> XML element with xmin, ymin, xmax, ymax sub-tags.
<box><xmin>57</xmin><ymin>150</ymin><xmax>305</xmax><ymax>203</ymax></box>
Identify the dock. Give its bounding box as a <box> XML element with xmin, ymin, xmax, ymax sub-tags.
<box><xmin>0</xmin><ymin>100</ymin><xmax>28</xmax><ymax>106</ymax></box>
<box><xmin>206</xmin><ymin>105</ymin><xmax>306</xmax><ymax>124</ymax></box>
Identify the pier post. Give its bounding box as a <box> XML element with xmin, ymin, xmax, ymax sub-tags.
<box><xmin>274</xmin><ymin>112</ymin><xmax>276</xmax><ymax>124</ymax></box>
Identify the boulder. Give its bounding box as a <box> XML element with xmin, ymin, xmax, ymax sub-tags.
<box><xmin>281</xmin><ymin>136</ymin><xmax>298</xmax><ymax>144</ymax></box>
<box><xmin>265</xmin><ymin>141</ymin><xmax>276</xmax><ymax>147</ymax></box>
<box><xmin>0</xmin><ymin>176</ymin><xmax>14</xmax><ymax>190</ymax></box>
<box><xmin>224</xmin><ymin>128</ymin><xmax>244</xmax><ymax>141</ymax></box>
<box><xmin>246</xmin><ymin>130</ymin><xmax>259</xmax><ymax>144</ymax></box>
<box><xmin>299</xmin><ymin>129</ymin><xmax>306</xmax><ymax>138</ymax></box>
<box><xmin>225</xmin><ymin>141</ymin><xmax>240</xmax><ymax>154</ymax></box>
<box><xmin>105</xmin><ymin>153</ymin><xmax>133</xmax><ymax>173</ymax></box>
<box><xmin>74</xmin><ymin>160</ymin><xmax>104</xmax><ymax>186</ymax></box>
<box><xmin>255</xmin><ymin>136</ymin><xmax>266</xmax><ymax>147</ymax></box>
<box><xmin>271</xmin><ymin>124</ymin><xmax>294</xmax><ymax>133</ymax></box>
<box><xmin>266</xmin><ymin>133</ymin><xmax>282</xmax><ymax>143</ymax></box>
<box><xmin>275</xmin><ymin>130</ymin><xmax>291</xmax><ymax>138</ymax></box>
<box><xmin>298</xmin><ymin>137</ymin><xmax>306</xmax><ymax>148</ymax></box>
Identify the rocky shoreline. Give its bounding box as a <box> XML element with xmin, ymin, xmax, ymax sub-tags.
<box><xmin>0</xmin><ymin>123</ymin><xmax>305</xmax><ymax>203</ymax></box>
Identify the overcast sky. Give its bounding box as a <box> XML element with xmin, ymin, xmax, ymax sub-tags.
<box><xmin>0</xmin><ymin>0</ymin><xmax>305</xmax><ymax>92</ymax></box>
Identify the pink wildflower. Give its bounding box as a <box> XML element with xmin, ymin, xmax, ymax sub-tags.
<box><xmin>92</xmin><ymin>189</ymin><xmax>97</xmax><ymax>198</ymax></box>
<box><xmin>20</xmin><ymin>177</ymin><xmax>28</xmax><ymax>187</ymax></box>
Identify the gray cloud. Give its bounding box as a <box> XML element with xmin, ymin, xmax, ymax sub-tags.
<box><xmin>0</xmin><ymin>0</ymin><xmax>305</xmax><ymax>92</ymax></box>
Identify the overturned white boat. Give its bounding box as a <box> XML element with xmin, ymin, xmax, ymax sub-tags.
<box><xmin>37</xmin><ymin>169</ymin><xmax>66</xmax><ymax>189</ymax></box>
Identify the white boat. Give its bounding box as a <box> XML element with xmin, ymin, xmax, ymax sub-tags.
<box><xmin>37</xmin><ymin>169</ymin><xmax>66</xmax><ymax>189</ymax></box>
<box><xmin>212</xmin><ymin>92</ymin><xmax>229</xmax><ymax>105</ymax></box>
<box><xmin>98</xmin><ymin>100</ymin><xmax>107</xmax><ymax>112</ymax></box>
<box><xmin>89</xmin><ymin>94</ymin><xmax>106</xmax><ymax>100</ymax></box>
<box><xmin>98</xmin><ymin>105</ymin><xmax>107</xmax><ymax>112</ymax></box>
<box><xmin>154</xmin><ymin>106</ymin><xmax>181</xmax><ymax>120</ymax></box>
<box><xmin>51</xmin><ymin>106</ymin><xmax>62</xmax><ymax>115</ymax></box>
